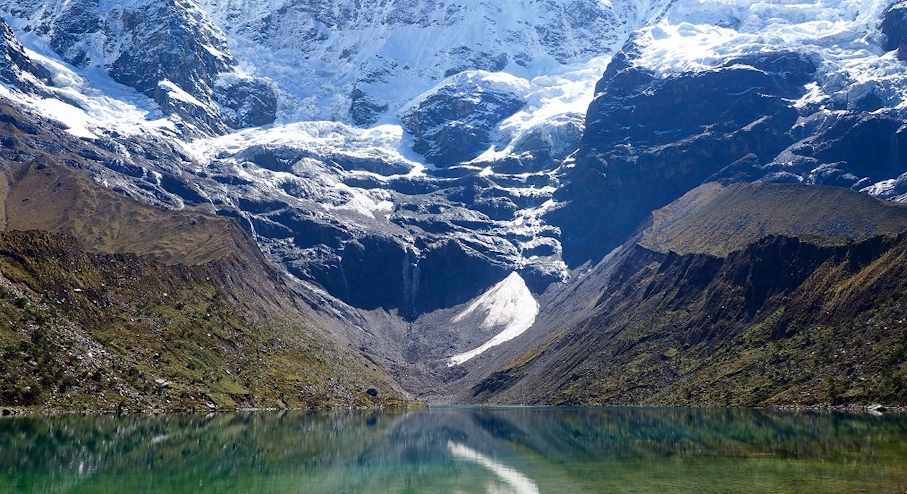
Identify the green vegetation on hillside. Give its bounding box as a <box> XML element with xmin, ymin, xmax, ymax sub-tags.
<box><xmin>5</xmin><ymin>158</ymin><xmax>252</xmax><ymax>266</ymax></box>
<box><xmin>0</xmin><ymin>229</ymin><xmax>405</xmax><ymax>411</ymax></box>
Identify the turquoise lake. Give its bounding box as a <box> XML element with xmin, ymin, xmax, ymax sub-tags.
<box><xmin>1</xmin><ymin>407</ymin><xmax>906</xmax><ymax>493</ymax></box>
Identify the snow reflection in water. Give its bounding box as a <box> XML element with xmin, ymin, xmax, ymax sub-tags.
<box><xmin>449</xmin><ymin>441</ymin><xmax>540</xmax><ymax>494</ymax></box>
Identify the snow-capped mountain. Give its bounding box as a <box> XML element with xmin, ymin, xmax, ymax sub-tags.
<box><xmin>0</xmin><ymin>0</ymin><xmax>672</xmax><ymax>319</ymax></box>
<box><xmin>554</xmin><ymin>0</ymin><xmax>907</xmax><ymax>265</ymax></box>
<box><xmin>2</xmin><ymin>0</ymin><xmax>907</xmax><ymax>399</ymax></box>
<box><xmin>197</xmin><ymin>0</ymin><xmax>663</xmax><ymax>125</ymax></box>
<box><xmin>3</xmin><ymin>0</ymin><xmax>280</xmax><ymax>136</ymax></box>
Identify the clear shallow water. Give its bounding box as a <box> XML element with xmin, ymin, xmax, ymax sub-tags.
<box><xmin>1</xmin><ymin>407</ymin><xmax>906</xmax><ymax>494</ymax></box>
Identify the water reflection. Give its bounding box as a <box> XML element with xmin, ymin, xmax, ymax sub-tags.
<box><xmin>449</xmin><ymin>442</ymin><xmax>539</xmax><ymax>494</ymax></box>
<box><xmin>1</xmin><ymin>407</ymin><xmax>906</xmax><ymax>493</ymax></box>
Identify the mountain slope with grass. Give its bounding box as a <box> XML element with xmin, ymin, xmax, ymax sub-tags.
<box><xmin>466</xmin><ymin>183</ymin><xmax>907</xmax><ymax>407</ymax></box>
<box><xmin>0</xmin><ymin>211</ymin><xmax>407</xmax><ymax>413</ymax></box>
<box><xmin>0</xmin><ymin>110</ymin><xmax>407</xmax><ymax>411</ymax></box>
<box><xmin>640</xmin><ymin>182</ymin><xmax>907</xmax><ymax>256</ymax></box>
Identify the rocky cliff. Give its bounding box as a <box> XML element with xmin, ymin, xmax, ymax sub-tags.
<box><xmin>552</xmin><ymin>0</ymin><xmax>907</xmax><ymax>266</ymax></box>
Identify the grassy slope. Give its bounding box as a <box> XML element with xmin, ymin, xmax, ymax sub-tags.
<box><xmin>5</xmin><ymin>157</ymin><xmax>247</xmax><ymax>266</ymax></box>
<box><xmin>475</xmin><ymin>184</ymin><xmax>907</xmax><ymax>407</ymax></box>
<box><xmin>641</xmin><ymin>182</ymin><xmax>907</xmax><ymax>256</ymax></box>
<box><xmin>0</xmin><ymin>144</ymin><xmax>407</xmax><ymax>412</ymax></box>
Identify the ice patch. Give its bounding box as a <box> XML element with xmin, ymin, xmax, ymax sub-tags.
<box><xmin>29</xmin><ymin>97</ymin><xmax>99</xmax><ymax>139</ymax></box>
<box><xmin>449</xmin><ymin>272</ymin><xmax>538</xmax><ymax>366</ymax></box>
<box><xmin>486</xmin><ymin>57</ymin><xmax>609</xmax><ymax>161</ymax></box>
<box><xmin>189</xmin><ymin>121</ymin><xmax>426</xmax><ymax>177</ymax></box>
<box><xmin>6</xmin><ymin>34</ymin><xmax>180</xmax><ymax>139</ymax></box>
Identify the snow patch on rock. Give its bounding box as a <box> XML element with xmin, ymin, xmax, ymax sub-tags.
<box><xmin>449</xmin><ymin>272</ymin><xmax>538</xmax><ymax>366</ymax></box>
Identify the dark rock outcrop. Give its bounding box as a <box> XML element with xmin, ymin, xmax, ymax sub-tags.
<box><xmin>214</xmin><ymin>78</ymin><xmax>279</xmax><ymax>129</ymax></box>
<box><xmin>350</xmin><ymin>88</ymin><xmax>389</xmax><ymax>126</ymax></box>
<box><xmin>413</xmin><ymin>238</ymin><xmax>511</xmax><ymax>315</ymax></box>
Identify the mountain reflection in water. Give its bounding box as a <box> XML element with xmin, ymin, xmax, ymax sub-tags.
<box><xmin>2</xmin><ymin>407</ymin><xmax>906</xmax><ymax>493</ymax></box>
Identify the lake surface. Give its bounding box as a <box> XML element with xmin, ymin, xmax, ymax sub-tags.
<box><xmin>1</xmin><ymin>407</ymin><xmax>906</xmax><ymax>493</ymax></box>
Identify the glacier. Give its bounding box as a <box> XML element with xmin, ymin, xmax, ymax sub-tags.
<box><xmin>196</xmin><ymin>0</ymin><xmax>664</xmax><ymax>123</ymax></box>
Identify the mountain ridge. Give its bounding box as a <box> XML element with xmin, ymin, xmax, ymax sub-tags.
<box><xmin>640</xmin><ymin>182</ymin><xmax>907</xmax><ymax>257</ymax></box>
<box><xmin>465</xmin><ymin>184</ymin><xmax>907</xmax><ymax>406</ymax></box>
<box><xmin>4</xmin><ymin>0</ymin><xmax>906</xmax><ymax>313</ymax></box>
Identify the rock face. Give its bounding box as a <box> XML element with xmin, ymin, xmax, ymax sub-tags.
<box><xmin>213</xmin><ymin>76</ymin><xmax>279</xmax><ymax>129</ymax></box>
<box><xmin>548</xmin><ymin>0</ymin><xmax>907</xmax><ymax>267</ymax></box>
<box><xmin>551</xmin><ymin>50</ymin><xmax>817</xmax><ymax>265</ymax></box>
<box><xmin>103</xmin><ymin>0</ymin><xmax>234</xmax><ymax>134</ymax></box>
<box><xmin>883</xmin><ymin>1</ymin><xmax>907</xmax><ymax>61</ymax></box>
<box><xmin>192</xmin><ymin>127</ymin><xmax>562</xmax><ymax>318</ymax></box>
<box><xmin>349</xmin><ymin>89</ymin><xmax>389</xmax><ymax>127</ymax></box>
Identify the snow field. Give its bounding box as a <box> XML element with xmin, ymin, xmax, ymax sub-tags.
<box><xmin>449</xmin><ymin>272</ymin><xmax>539</xmax><ymax>366</ymax></box>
